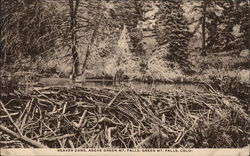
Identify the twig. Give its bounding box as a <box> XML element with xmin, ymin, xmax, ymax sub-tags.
<box><xmin>202</xmin><ymin>80</ymin><xmax>218</xmax><ymax>94</ymax></box>
<box><xmin>0</xmin><ymin>125</ymin><xmax>47</xmax><ymax>148</ymax></box>
<box><xmin>98</xmin><ymin>117</ymin><xmax>125</xmax><ymax>126</ymax></box>
<box><xmin>130</xmin><ymin>122</ymin><xmax>137</xmax><ymax>147</ymax></box>
<box><xmin>0</xmin><ymin>140</ymin><xmax>20</xmax><ymax>144</ymax></box>
<box><xmin>68</xmin><ymin>139</ymin><xmax>75</xmax><ymax>148</ymax></box>
<box><xmin>105</xmin><ymin>89</ymin><xmax>124</xmax><ymax>109</ymax></box>
<box><xmin>136</xmin><ymin>132</ymin><xmax>157</xmax><ymax>148</ymax></box>
<box><xmin>32</xmin><ymin>87</ymin><xmax>60</xmax><ymax>106</ymax></box>
<box><xmin>75</xmin><ymin>110</ymin><xmax>88</xmax><ymax>128</ymax></box>
<box><xmin>62</xmin><ymin>102</ymin><xmax>67</xmax><ymax>114</ymax></box>
<box><xmin>40</xmin><ymin>120</ymin><xmax>63</xmax><ymax>147</ymax></box>
<box><xmin>0</xmin><ymin>100</ymin><xmax>22</xmax><ymax>135</ymax></box>
<box><xmin>0</xmin><ymin>112</ymin><xmax>19</xmax><ymax>118</ymax></box>
<box><xmin>39</xmin><ymin>134</ymin><xmax>75</xmax><ymax>141</ymax></box>
<box><xmin>107</xmin><ymin>127</ymin><xmax>117</xmax><ymax>148</ymax></box>
<box><xmin>171</xmin><ymin>118</ymin><xmax>198</xmax><ymax>148</ymax></box>
<box><xmin>21</xmin><ymin>99</ymin><xmax>34</xmax><ymax>131</ymax></box>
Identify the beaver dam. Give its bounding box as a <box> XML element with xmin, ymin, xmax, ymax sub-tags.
<box><xmin>0</xmin><ymin>85</ymin><xmax>248</xmax><ymax>148</ymax></box>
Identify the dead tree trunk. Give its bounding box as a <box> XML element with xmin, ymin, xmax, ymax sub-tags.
<box><xmin>201</xmin><ymin>0</ymin><xmax>207</xmax><ymax>56</ymax></box>
<box><xmin>69</xmin><ymin>0</ymin><xmax>79</xmax><ymax>82</ymax></box>
<box><xmin>81</xmin><ymin>3</ymin><xmax>103</xmax><ymax>81</ymax></box>
<box><xmin>247</xmin><ymin>0</ymin><xmax>250</xmax><ymax>50</ymax></box>
<box><xmin>1</xmin><ymin>1</ymin><xmax>6</xmax><ymax>69</ymax></box>
<box><xmin>3</xmin><ymin>51</ymin><xmax>7</xmax><ymax>68</ymax></box>
<box><xmin>81</xmin><ymin>24</ymin><xmax>98</xmax><ymax>74</ymax></box>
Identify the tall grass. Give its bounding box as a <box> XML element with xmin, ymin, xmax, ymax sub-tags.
<box><xmin>194</xmin><ymin>54</ymin><xmax>249</xmax><ymax>71</ymax></box>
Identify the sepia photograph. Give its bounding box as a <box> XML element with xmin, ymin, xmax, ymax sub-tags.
<box><xmin>0</xmin><ymin>0</ymin><xmax>249</xmax><ymax>155</ymax></box>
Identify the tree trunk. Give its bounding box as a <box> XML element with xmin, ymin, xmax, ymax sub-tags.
<box><xmin>3</xmin><ymin>50</ymin><xmax>7</xmax><ymax>68</ymax></box>
<box><xmin>247</xmin><ymin>1</ymin><xmax>250</xmax><ymax>50</ymax></box>
<box><xmin>81</xmin><ymin>3</ymin><xmax>103</xmax><ymax>81</ymax></box>
<box><xmin>201</xmin><ymin>0</ymin><xmax>207</xmax><ymax>56</ymax></box>
<box><xmin>1</xmin><ymin>1</ymin><xmax>6</xmax><ymax>68</ymax></box>
<box><xmin>69</xmin><ymin>0</ymin><xmax>79</xmax><ymax>82</ymax></box>
<box><xmin>80</xmin><ymin>21</ymin><xmax>100</xmax><ymax>83</ymax></box>
<box><xmin>81</xmin><ymin>26</ymin><xmax>98</xmax><ymax>74</ymax></box>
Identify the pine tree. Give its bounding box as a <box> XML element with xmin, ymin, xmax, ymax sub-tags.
<box><xmin>236</xmin><ymin>0</ymin><xmax>250</xmax><ymax>50</ymax></box>
<box><xmin>112</xmin><ymin>0</ymin><xmax>144</xmax><ymax>56</ymax></box>
<box><xmin>155</xmin><ymin>0</ymin><xmax>191</xmax><ymax>70</ymax></box>
<box><xmin>188</xmin><ymin>0</ymin><xmax>249</xmax><ymax>52</ymax></box>
<box><xmin>207</xmin><ymin>0</ymin><xmax>239</xmax><ymax>51</ymax></box>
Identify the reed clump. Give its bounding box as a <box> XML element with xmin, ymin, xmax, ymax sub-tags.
<box><xmin>0</xmin><ymin>85</ymin><xmax>248</xmax><ymax>148</ymax></box>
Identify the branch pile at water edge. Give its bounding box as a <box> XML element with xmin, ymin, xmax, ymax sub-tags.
<box><xmin>0</xmin><ymin>86</ymin><xmax>248</xmax><ymax>148</ymax></box>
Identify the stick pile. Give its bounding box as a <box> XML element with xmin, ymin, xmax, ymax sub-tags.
<box><xmin>0</xmin><ymin>85</ymin><xmax>248</xmax><ymax>148</ymax></box>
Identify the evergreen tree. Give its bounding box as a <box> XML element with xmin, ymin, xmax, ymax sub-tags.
<box><xmin>112</xmin><ymin>0</ymin><xmax>144</xmax><ymax>56</ymax></box>
<box><xmin>234</xmin><ymin>0</ymin><xmax>250</xmax><ymax>50</ymax></box>
<box><xmin>207</xmin><ymin>0</ymin><xmax>240</xmax><ymax>51</ymax></box>
<box><xmin>155</xmin><ymin>0</ymin><xmax>191</xmax><ymax>70</ymax></box>
<box><xmin>188</xmin><ymin>0</ymin><xmax>249</xmax><ymax>52</ymax></box>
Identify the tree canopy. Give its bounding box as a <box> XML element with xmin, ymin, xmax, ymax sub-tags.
<box><xmin>1</xmin><ymin>0</ymin><xmax>249</xmax><ymax>78</ymax></box>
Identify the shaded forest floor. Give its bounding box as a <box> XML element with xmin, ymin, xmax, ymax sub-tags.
<box><xmin>0</xmin><ymin>85</ymin><xmax>248</xmax><ymax>148</ymax></box>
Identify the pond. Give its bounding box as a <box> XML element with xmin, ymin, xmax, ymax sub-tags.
<box><xmin>39</xmin><ymin>78</ymin><xmax>206</xmax><ymax>92</ymax></box>
<box><xmin>81</xmin><ymin>80</ymin><xmax>205</xmax><ymax>92</ymax></box>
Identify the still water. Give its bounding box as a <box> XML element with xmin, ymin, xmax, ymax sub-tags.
<box><xmin>79</xmin><ymin>80</ymin><xmax>205</xmax><ymax>92</ymax></box>
<box><xmin>39</xmin><ymin>78</ymin><xmax>205</xmax><ymax>92</ymax></box>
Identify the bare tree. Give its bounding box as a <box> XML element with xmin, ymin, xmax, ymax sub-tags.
<box><xmin>69</xmin><ymin>0</ymin><xmax>80</xmax><ymax>82</ymax></box>
<box><xmin>80</xmin><ymin>1</ymin><xmax>107</xmax><ymax>81</ymax></box>
<box><xmin>201</xmin><ymin>0</ymin><xmax>207</xmax><ymax>56</ymax></box>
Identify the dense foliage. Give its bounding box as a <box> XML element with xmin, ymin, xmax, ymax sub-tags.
<box><xmin>0</xmin><ymin>0</ymin><xmax>64</xmax><ymax>70</ymax></box>
<box><xmin>187</xmin><ymin>0</ymin><xmax>250</xmax><ymax>52</ymax></box>
<box><xmin>155</xmin><ymin>0</ymin><xmax>191</xmax><ymax>71</ymax></box>
<box><xmin>0</xmin><ymin>0</ymin><xmax>249</xmax><ymax>81</ymax></box>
